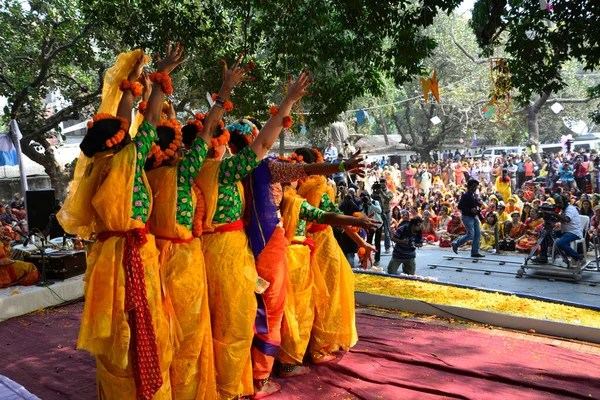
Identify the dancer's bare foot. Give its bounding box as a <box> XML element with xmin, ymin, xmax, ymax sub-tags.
<box><xmin>311</xmin><ymin>353</ymin><xmax>336</xmax><ymax>364</ymax></box>
<box><xmin>279</xmin><ymin>365</ymin><xmax>310</xmax><ymax>378</ymax></box>
<box><xmin>250</xmin><ymin>379</ymin><xmax>281</xmax><ymax>400</ymax></box>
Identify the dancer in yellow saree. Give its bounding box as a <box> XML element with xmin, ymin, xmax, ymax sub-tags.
<box><xmin>58</xmin><ymin>43</ymin><xmax>185</xmax><ymax>400</ymax></box>
<box><xmin>145</xmin><ymin>58</ymin><xmax>252</xmax><ymax>399</ymax></box>
<box><xmin>195</xmin><ymin>64</ymin><xmax>313</xmax><ymax>399</ymax></box>
<box><xmin>278</xmin><ymin>184</ymin><xmax>376</xmax><ymax>376</ymax></box>
<box><xmin>294</xmin><ymin>148</ymin><xmax>375</xmax><ymax>363</ymax></box>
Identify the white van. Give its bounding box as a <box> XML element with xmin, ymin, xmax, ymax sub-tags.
<box><xmin>477</xmin><ymin>139</ymin><xmax>600</xmax><ymax>161</ymax></box>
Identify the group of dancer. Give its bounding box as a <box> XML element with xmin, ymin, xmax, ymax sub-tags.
<box><xmin>57</xmin><ymin>42</ymin><xmax>378</xmax><ymax>400</ymax></box>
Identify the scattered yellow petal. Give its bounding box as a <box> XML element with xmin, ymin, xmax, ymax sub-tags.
<box><xmin>10</xmin><ymin>290</ymin><xmax>21</xmax><ymax>296</ymax></box>
<box><xmin>355</xmin><ymin>274</ymin><xmax>600</xmax><ymax>329</ymax></box>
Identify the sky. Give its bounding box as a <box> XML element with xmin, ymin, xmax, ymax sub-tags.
<box><xmin>456</xmin><ymin>0</ymin><xmax>475</xmax><ymax>15</ymax></box>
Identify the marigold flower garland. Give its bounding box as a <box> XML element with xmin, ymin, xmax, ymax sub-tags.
<box><xmin>119</xmin><ymin>80</ymin><xmax>142</xmax><ymax>97</ymax></box>
<box><xmin>149</xmin><ymin>71</ymin><xmax>173</xmax><ymax>95</ymax></box>
<box><xmin>269</xmin><ymin>104</ymin><xmax>293</xmax><ymax>128</ymax></box>
<box><xmin>191</xmin><ymin>183</ymin><xmax>206</xmax><ymax>237</ymax></box>
<box><xmin>211</xmin><ymin>93</ymin><xmax>233</xmax><ymax>112</ymax></box>
<box><xmin>138</xmin><ymin>100</ymin><xmax>148</xmax><ymax>114</ymax></box>
<box><xmin>86</xmin><ymin>113</ymin><xmax>130</xmax><ymax>149</ymax></box>
<box><xmin>351</xmin><ymin>212</ymin><xmax>363</xmax><ymax>233</ymax></box>
<box><xmin>147</xmin><ymin>119</ymin><xmax>183</xmax><ymax>168</ymax></box>
<box><xmin>210</xmin><ymin>128</ymin><xmax>231</xmax><ymax>159</ymax></box>
<box><xmin>312</xmin><ymin>148</ymin><xmax>324</xmax><ymax>163</ymax></box>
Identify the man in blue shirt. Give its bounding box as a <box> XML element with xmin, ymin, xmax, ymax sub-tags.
<box><xmin>388</xmin><ymin>216</ymin><xmax>423</xmax><ymax>275</ymax></box>
<box><xmin>452</xmin><ymin>179</ymin><xmax>485</xmax><ymax>258</ymax></box>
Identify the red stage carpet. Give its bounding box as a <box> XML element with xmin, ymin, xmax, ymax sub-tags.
<box><xmin>1</xmin><ymin>302</ymin><xmax>599</xmax><ymax>400</ymax></box>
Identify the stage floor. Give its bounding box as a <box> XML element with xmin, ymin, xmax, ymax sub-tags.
<box><xmin>1</xmin><ymin>303</ymin><xmax>599</xmax><ymax>400</ymax></box>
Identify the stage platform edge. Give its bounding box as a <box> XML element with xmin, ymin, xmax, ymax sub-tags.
<box><xmin>0</xmin><ymin>275</ymin><xmax>84</xmax><ymax>322</ymax></box>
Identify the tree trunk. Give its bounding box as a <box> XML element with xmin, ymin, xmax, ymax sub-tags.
<box><xmin>526</xmin><ymin>93</ymin><xmax>550</xmax><ymax>164</ymax></box>
<box><xmin>20</xmin><ymin>139</ymin><xmax>70</xmax><ymax>201</ymax></box>
<box><xmin>377</xmin><ymin>98</ymin><xmax>390</xmax><ymax>146</ymax></box>
<box><xmin>414</xmin><ymin>146</ymin><xmax>434</xmax><ymax>162</ymax></box>
<box><xmin>279</xmin><ymin>130</ymin><xmax>285</xmax><ymax>156</ymax></box>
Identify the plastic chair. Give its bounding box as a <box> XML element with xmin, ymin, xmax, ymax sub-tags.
<box><xmin>571</xmin><ymin>215</ymin><xmax>590</xmax><ymax>259</ymax></box>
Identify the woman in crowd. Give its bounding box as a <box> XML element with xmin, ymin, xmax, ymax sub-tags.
<box><xmin>480</xmin><ymin>212</ymin><xmax>498</xmax><ymax>252</ymax></box>
<box><xmin>0</xmin><ymin>226</ymin><xmax>40</xmax><ymax>288</ymax></box>
<box><xmin>581</xmin><ymin>199</ymin><xmax>594</xmax><ymax>217</ymax></box>
<box><xmin>516</xmin><ymin>209</ymin><xmax>544</xmax><ymax>252</ymax></box>
<box><xmin>421</xmin><ymin>210</ymin><xmax>438</xmax><ymax>244</ymax></box>
<box><xmin>390</xmin><ymin>206</ymin><xmax>402</xmax><ymax>232</ymax></box>
<box><xmin>404</xmin><ymin>164</ymin><xmax>415</xmax><ymax>187</ymax></box>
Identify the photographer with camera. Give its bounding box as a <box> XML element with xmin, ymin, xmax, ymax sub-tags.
<box><xmin>536</xmin><ymin>194</ymin><xmax>586</xmax><ymax>268</ymax></box>
<box><xmin>452</xmin><ymin>179</ymin><xmax>485</xmax><ymax>258</ymax></box>
<box><xmin>361</xmin><ymin>192</ymin><xmax>383</xmax><ymax>266</ymax></box>
<box><xmin>372</xmin><ymin>178</ymin><xmax>394</xmax><ymax>254</ymax></box>
<box><xmin>387</xmin><ymin>216</ymin><xmax>424</xmax><ymax>275</ymax></box>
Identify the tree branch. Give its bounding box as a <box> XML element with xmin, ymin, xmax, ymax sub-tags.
<box><xmin>22</xmin><ymin>66</ymin><xmax>104</xmax><ymax>141</ymax></box>
<box><xmin>450</xmin><ymin>13</ymin><xmax>488</xmax><ymax>65</ymax></box>
<box><xmin>45</xmin><ymin>25</ymin><xmax>92</xmax><ymax>62</ymax></box>
<box><xmin>55</xmin><ymin>73</ymin><xmax>90</xmax><ymax>93</ymax></box>
<box><xmin>0</xmin><ymin>74</ymin><xmax>15</xmax><ymax>91</ymax></box>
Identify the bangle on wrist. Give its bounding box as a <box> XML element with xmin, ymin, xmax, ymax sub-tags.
<box><xmin>212</xmin><ymin>93</ymin><xmax>233</xmax><ymax>112</ymax></box>
<box><xmin>149</xmin><ymin>72</ymin><xmax>173</xmax><ymax>95</ymax></box>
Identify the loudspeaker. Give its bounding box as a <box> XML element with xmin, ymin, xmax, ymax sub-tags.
<box><xmin>26</xmin><ymin>189</ymin><xmax>56</xmax><ymax>234</ymax></box>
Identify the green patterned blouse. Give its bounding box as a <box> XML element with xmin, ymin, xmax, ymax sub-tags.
<box><xmin>212</xmin><ymin>146</ymin><xmax>261</xmax><ymax>224</ymax></box>
<box><xmin>295</xmin><ymin>193</ymin><xmax>341</xmax><ymax>236</ymax></box>
<box><xmin>176</xmin><ymin>137</ymin><xmax>209</xmax><ymax>230</ymax></box>
<box><xmin>132</xmin><ymin>121</ymin><xmax>157</xmax><ymax>223</ymax></box>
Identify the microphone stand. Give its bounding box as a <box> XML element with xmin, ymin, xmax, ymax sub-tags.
<box><xmin>13</xmin><ymin>227</ymin><xmax>54</xmax><ymax>287</ymax></box>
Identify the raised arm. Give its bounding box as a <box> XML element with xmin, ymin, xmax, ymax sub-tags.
<box><xmin>116</xmin><ymin>54</ymin><xmax>146</xmax><ymax>123</ymax></box>
<box><xmin>145</xmin><ymin>41</ymin><xmax>186</xmax><ymax>127</ymax></box>
<box><xmin>250</xmin><ymin>70</ymin><xmax>313</xmax><ymax>159</ymax></box>
<box><xmin>201</xmin><ymin>54</ymin><xmax>255</xmax><ymax>145</ymax></box>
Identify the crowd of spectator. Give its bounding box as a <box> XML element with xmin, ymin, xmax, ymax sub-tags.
<box><xmin>327</xmin><ymin>142</ymin><xmax>600</xmax><ymax>275</ymax></box>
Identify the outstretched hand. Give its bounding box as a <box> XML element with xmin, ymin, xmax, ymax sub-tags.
<box><xmin>284</xmin><ymin>69</ymin><xmax>314</xmax><ymax>103</ymax></box>
<box><xmin>344</xmin><ymin>148</ymin><xmax>366</xmax><ymax>177</ymax></box>
<box><xmin>140</xmin><ymin>73</ymin><xmax>151</xmax><ymax>100</ymax></box>
<box><xmin>357</xmin><ymin>216</ymin><xmax>379</xmax><ymax>231</ymax></box>
<box><xmin>221</xmin><ymin>53</ymin><xmax>256</xmax><ymax>91</ymax></box>
<box><xmin>128</xmin><ymin>54</ymin><xmax>146</xmax><ymax>82</ymax></box>
<box><xmin>155</xmin><ymin>41</ymin><xmax>186</xmax><ymax>74</ymax></box>
<box><xmin>166</xmin><ymin>100</ymin><xmax>176</xmax><ymax>120</ymax></box>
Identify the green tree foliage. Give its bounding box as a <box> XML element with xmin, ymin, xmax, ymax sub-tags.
<box><xmin>469</xmin><ymin>0</ymin><xmax>600</xmax><ymax>117</ymax></box>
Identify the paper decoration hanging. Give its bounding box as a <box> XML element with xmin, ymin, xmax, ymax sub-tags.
<box><xmin>430</xmin><ymin>116</ymin><xmax>441</xmax><ymax>125</ymax></box>
<box><xmin>487</xmin><ymin>58</ymin><xmax>512</xmax><ymax>125</ymax></box>
<box><xmin>561</xmin><ymin>134</ymin><xmax>573</xmax><ymax>149</ymax></box>
<box><xmin>551</xmin><ymin>102</ymin><xmax>564</xmax><ymax>114</ymax></box>
<box><xmin>483</xmin><ymin>104</ymin><xmax>495</xmax><ymax>119</ymax></box>
<box><xmin>459</xmin><ymin>138</ymin><xmax>464</xmax><ymax>144</ymax></box>
<box><xmin>420</xmin><ymin>69</ymin><xmax>440</xmax><ymax>104</ymax></box>
<box><xmin>300</xmin><ymin>125</ymin><xmax>307</xmax><ymax>135</ymax></box>
<box><xmin>472</xmin><ymin>139</ymin><xmax>478</xmax><ymax>147</ymax></box>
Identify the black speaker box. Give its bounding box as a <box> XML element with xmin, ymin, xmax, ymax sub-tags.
<box><xmin>26</xmin><ymin>189</ymin><xmax>56</xmax><ymax>234</ymax></box>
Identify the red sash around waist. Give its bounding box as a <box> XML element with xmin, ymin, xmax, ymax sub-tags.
<box><xmin>291</xmin><ymin>237</ymin><xmax>316</xmax><ymax>257</ymax></box>
<box><xmin>204</xmin><ymin>219</ymin><xmax>245</xmax><ymax>234</ymax></box>
<box><xmin>307</xmin><ymin>223</ymin><xmax>328</xmax><ymax>234</ymax></box>
<box><xmin>97</xmin><ymin>225</ymin><xmax>162</xmax><ymax>400</ymax></box>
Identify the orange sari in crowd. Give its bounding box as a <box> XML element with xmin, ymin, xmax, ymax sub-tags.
<box><xmin>0</xmin><ymin>240</ymin><xmax>40</xmax><ymax>288</ymax></box>
<box><xmin>516</xmin><ymin>218</ymin><xmax>543</xmax><ymax>251</ymax></box>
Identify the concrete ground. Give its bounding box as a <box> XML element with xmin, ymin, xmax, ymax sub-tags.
<box><xmin>356</xmin><ymin>244</ymin><xmax>600</xmax><ymax>308</ymax></box>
